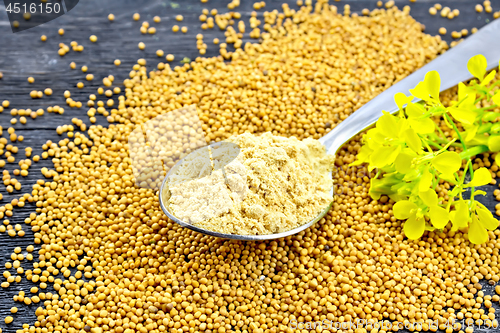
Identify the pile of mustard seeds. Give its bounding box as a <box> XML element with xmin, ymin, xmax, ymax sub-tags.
<box><xmin>9</xmin><ymin>2</ymin><xmax>500</xmax><ymax>333</ymax></box>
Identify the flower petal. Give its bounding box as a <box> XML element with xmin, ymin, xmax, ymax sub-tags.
<box><xmin>393</xmin><ymin>201</ymin><xmax>417</xmax><ymax>220</ymax></box>
<box><xmin>429</xmin><ymin>205</ymin><xmax>449</xmax><ymax>229</ymax></box>
<box><xmin>404</xmin><ymin>215</ymin><xmax>425</xmax><ymax>240</ymax></box>
<box><xmin>476</xmin><ymin>204</ymin><xmax>499</xmax><ymax>231</ymax></box>
<box><xmin>468</xmin><ymin>214</ymin><xmax>489</xmax><ymax>245</ymax></box>
<box><xmin>451</xmin><ymin>200</ymin><xmax>469</xmax><ymax>231</ymax></box>
<box><xmin>419</xmin><ymin>189</ymin><xmax>438</xmax><ymax>207</ymax></box>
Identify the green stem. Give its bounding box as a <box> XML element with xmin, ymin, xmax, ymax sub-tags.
<box><xmin>444</xmin><ymin>114</ymin><xmax>467</xmax><ymax>150</ymax></box>
<box><xmin>460</xmin><ymin>160</ymin><xmax>470</xmax><ymax>184</ymax></box>
<box><xmin>458</xmin><ymin>145</ymin><xmax>489</xmax><ymax>160</ymax></box>
<box><xmin>467</xmin><ymin>159</ymin><xmax>475</xmax><ymax>201</ymax></box>
<box><xmin>444</xmin><ymin>112</ymin><xmax>482</xmax><ymax>201</ymax></box>
<box><xmin>454</xmin><ymin>95</ymin><xmax>470</xmax><ymax>108</ymax></box>
<box><xmin>425</xmin><ymin>139</ymin><xmax>443</xmax><ymax>150</ymax></box>
<box><xmin>477</xmin><ymin>105</ymin><xmax>499</xmax><ymax>112</ymax></box>
<box><xmin>455</xmin><ymin>159</ymin><xmax>472</xmax><ymax>201</ymax></box>
<box><xmin>471</xmin><ymin>84</ymin><xmax>489</xmax><ymax>102</ymax></box>
<box><xmin>417</xmin><ymin>153</ymin><xmax>437</xmax><ymax>163</ymax></box>
<box><xmin>428</xmin><ymin>132</ymin><xmax>446</xmax><ymax>144</ymax></box>
<box><xmin>422</xmin><ymin>140</ymin><xmax>434</xmax><ymax>154</ymax></box>
<box><xmin>428</xmin><ymin>133</ymin><xmax>463</xmax><ymax>148</ymax></box>
<box><xmin>490</xmin><ymin>80</ymin><xmax>500</xmax><ymax>90</ymax></box>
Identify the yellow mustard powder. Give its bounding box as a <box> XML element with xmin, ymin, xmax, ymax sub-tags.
<box><xmin>164</xmin><ymin>132</ymin><xmax>334</xmax><ymax>235</ymax></box>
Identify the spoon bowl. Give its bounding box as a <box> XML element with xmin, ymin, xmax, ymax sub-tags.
<box><xmin>158</xmin><ymin>142</ymin><xmax>334</xmax><ymax>241</ymax></box>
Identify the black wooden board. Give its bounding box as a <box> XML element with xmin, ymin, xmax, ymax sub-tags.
<box><xmin>0</xmin><ymin>0</ymin><xmax>500</xmax><ymax>332</ymax></box>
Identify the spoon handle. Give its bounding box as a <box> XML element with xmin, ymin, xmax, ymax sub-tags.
<box><xmin>319</xmin><ymin>18</ymin><xmax>500</xmax><ymax>155</ymax></box>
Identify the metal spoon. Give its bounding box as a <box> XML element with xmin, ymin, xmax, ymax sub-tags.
<box><xmin>159</xmin><ymin>19</ymin><xmax>500</xmax><ymax>240</ymax></box>
<box><xmin>158</xmin><ymin>142</ymin><xmax>334</xmax><ymax>241</ymax></box>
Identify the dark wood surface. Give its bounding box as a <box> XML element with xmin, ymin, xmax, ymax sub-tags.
<box><xmin>0</xmin><ymin>0</ymin><xmax>500</xmax><ymax>332</ymax></box>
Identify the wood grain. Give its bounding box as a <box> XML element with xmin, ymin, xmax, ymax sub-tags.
<box><xmin>0</xmin><ymin>0</ymin><xmax>499</xmax><ymax>332</ymax></box>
